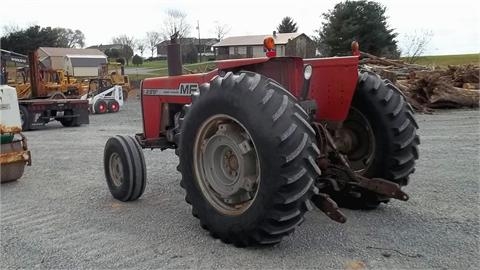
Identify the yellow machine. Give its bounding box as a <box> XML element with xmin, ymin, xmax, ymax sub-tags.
<box><xmin>8</xmin><ymin>67</ymin><xmax>85</xmax><ymax>99</ymax></box>
<box><xmin>99</xmin><ymin>62</ymin><xmax>130</xmax><ymax>99</ymax></box>
<box><xmin>40</xmin><ymin>69</ymin><xmax>84</xmax><ymax>97</ymax></box>
<box><xmin>2</xmin><ymin>50</ymin><xmax>126</xmax><ymax>99</ymax></box>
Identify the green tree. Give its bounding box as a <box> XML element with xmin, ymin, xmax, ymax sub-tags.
<box><xmin>0</xmin><ymin>25</ymin><xmax>85</xmax><ymax>54</ymax></box>
<box><xmin>54</xmin><ymin>28</ymin><xmax>85</xmax><ymax>48</ymax></box>
<box><xmin>316</xmin><ymin>0</ymin><xmax>399</xmax><ymax>58</ymax></box>
<box><xmin>277</xmin><ymin>17</ymin><xmax>298</xmax><ymax>33</ymax></box>
<box><xmin>132</xmin><ymin>54</ymin><xmax>143</xmax><ymax>66</ymax></box>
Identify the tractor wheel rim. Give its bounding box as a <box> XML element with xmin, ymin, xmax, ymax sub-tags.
<box><xmin>193</xmin><ymin>114</ymin><xmax>260</xmax><ymax>216</ymax></box>
<box><xmin>109</xmin><ymin>153</ymin><xmax>124</xmax><ymax>187</ymax></box>
<box><xmin>339</xmin><ymin>107</ymin><xmax>376</xmax><ymax>174</ymax></box>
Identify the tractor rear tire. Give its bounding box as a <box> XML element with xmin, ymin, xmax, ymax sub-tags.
<box><xmin>104</xmin><ymin>135</ymin><xmax>146</xmax><ymax>201</ymax></box>
<box><xmin>175</xmin><ymin>71</ymin><xmax>321</xmax><ymax>246</ymax></box>
<box><xmin>94</xmin><ymin>100</ymin><xmax>108</xmax><ymax>114</ymax></box>
<box><xmin>333</xmin><ymin>71</ymin><xmax>420</xmax><ymax>209</ymax></box>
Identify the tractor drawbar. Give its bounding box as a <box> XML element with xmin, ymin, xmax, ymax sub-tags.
<box><xmin>311</xmin><ymin>121</ymin><xmax>410</xmax><ymax>223</ymax></box>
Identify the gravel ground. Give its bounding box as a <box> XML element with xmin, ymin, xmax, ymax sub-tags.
<box><xmin>1</xmin><ymin>99</ymin><xmax>479</xmax><ymax>269</ymax></box>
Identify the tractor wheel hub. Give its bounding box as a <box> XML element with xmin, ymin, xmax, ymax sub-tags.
<box><xmin>194</xmin><ymin>115</ymin><xmax>260</xmax><ymax>215</ymax></box>
<box><xmin>201</xmin><ymin>123</ymin><xmax>256</xmax><ymax>198</ymax></box>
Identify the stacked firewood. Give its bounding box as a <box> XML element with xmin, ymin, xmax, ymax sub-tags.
<box><xmin>359</xmin><ymin>52</ymin><xmax>479</xmax><ymax>112</ymax></box>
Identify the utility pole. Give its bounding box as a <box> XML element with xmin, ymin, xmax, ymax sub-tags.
<box><xmin>196</xmin><ymin>20</ymin><xmax>201</xmax><ymax>62</ymax></box>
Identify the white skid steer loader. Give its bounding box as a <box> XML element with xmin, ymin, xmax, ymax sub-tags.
<box><xmin>81</xmin><ymin>78</ymin><xmax>124</xmax><ymax>114</ymax></box>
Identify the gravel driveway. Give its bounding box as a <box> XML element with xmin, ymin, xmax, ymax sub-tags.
<box><xmin>1</xmin><ymin>100</ymin><xmax>478</xmax><ymax>269</ymax></box>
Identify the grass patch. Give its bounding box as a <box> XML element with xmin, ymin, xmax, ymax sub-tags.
<box><xmin>129</xmin><ymin>73</ymin><xmax>156</xmax><ymax>81</ymax></box>
<box><xmin>405</xmin><ymin>54</ymin><xmax>479</xmax><ymax>67</ymax></box>
<box><xmin>139</xmin><ymin>60</ymin><xmax>168</xmax><ymax>69</ymax></box>
<box><xmin>132</xmin><ymin>60</ymin><xmax>216</xmax><ymax>71</ymax></box>
<box><xmin>129</xmin><ymin>61</ymin><xmax>216</xmax><ymax>81</ymax></box>
<box><xmin>182</xmin><ymin>61</ymin><xmax>217</xmax><ymax>73</ymax></box>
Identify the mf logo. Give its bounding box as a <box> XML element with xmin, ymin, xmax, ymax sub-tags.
<box><xmin>179</xmin><ymin>83</ymin><xmax>199</xmax><ymax>95</ymax></box>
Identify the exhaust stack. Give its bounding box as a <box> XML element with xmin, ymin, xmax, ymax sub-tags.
<box><xmin>167</xmin><ymin>33</ymin><xmax>182</xmax><ymax>76</ymax></box>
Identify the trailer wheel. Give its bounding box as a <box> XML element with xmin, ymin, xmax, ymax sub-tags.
<box><xmin>59</xmin><ymin>110</ymin><xmax>79</xmax><ymax>127</ymax></box>
<box><xmin>176</xmin><ymin>72</ymin><xmax>320</xmax><ymax>246</ymax></box>
<box><xmin>94</xmin><ymin>100</ymin><xmax>108</xmax><ymax>114</ymax></box>
<box><xmin>332</xmin><ymin>71</ymin><xmax>420</xmax><ymax>209</ymax></box>
<box><xmin>19</xmin><ymin>105</ymin><xmax>31</xmax><ymax>131</ymax></box>
<box><xmin>108</xmin><ymin>100</ymin><xmax>120</xmax><ymax>113</ymax></box>
<box><xmin>104</xmin><ymin>135</ymin><xmax>146</xmax><ymax>201</ymax></box>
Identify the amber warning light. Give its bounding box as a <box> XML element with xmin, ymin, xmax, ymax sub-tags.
<box><xmin>263</xmin><ymin>37</ymin><xmax>277</xmax><ymax>57</ymax></box>
<box><xmin>351</xmin><ymin>41</ymin><xmax>360</xmax><ymax>56</ymax></box>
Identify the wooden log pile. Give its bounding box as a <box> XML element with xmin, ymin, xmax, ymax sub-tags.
<box><xmin>359</xmin><ymin>52</ymin><xmax>479</xmax><ymax>112</ymax></box>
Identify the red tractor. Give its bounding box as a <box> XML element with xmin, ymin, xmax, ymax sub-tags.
<box><xmin>103</xmin><ymin>37</ymin><xmax>419</xmax><ymax>246</ymax></box>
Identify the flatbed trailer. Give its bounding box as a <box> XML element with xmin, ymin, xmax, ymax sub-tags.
<box><xmin>14</xmin><ymin>51</ymin><xmax>90</xmax><ymax>130</ymax></box>
<box><xmin>18</xmin><ymin>98</ymin><xmax>89</xmax><ymax>130</ymax></box>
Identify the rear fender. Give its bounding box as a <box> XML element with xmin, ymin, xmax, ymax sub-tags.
<box><xmin>219</xmin><ymin>57</ymin><xmax>304</xmax><ymax>98</ymax></box>
<box><xmin>220</xmin><ymin>56</ymin><xmax>359</xmax><ymax>122</ymax></box>
<box><xmin>304</xmin><ymin>56</ymin><xmax>359</xmax><ymax>122</ymax></box>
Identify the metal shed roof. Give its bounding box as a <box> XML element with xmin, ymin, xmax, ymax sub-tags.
<box><xmin>66</xmin><ymin>55</ymin><xmax>107</xmax><ymax>67</ymax></box>
<box><xmin>39</xmin><ymin>47</ymin><xmax>106</xmax><ymax>57</ymax></box>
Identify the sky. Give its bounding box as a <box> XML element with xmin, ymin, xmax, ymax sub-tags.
<box><xmin>1</xmin><ymin>0</ymin><xmax>479</xmax><ymax>56</ymax></box>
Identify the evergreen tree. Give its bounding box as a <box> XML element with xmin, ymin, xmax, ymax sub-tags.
<box><xmin>277</xmin><ymin>17</ymin><xmax>298</xmax><ymax>33</ymax></box>
<box><xmin>132</xmin><ymin>54</ymin><xmax>143</xmax><ymax>66</ymax></box>
<box><xmin>1</xmin><ymin>25</ymin><xmax>85</xmax><ymax>54</ymax></box>
<box><xmin>316</xmin><ymin>0</ymin><xmax>399</xmax><ymax>58</ymax></box>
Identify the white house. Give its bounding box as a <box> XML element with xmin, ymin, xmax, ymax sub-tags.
<box><xmin>212</xmin><ymin>32</ymin><xmax>316</xmax><ymax>60</ymax></box>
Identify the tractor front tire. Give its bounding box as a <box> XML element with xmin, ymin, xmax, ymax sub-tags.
<box><xmin>104</xmin><ymin>135</ymin><xmax>146</xmax><ymax>201</ymax></box>
<box><xmin>334</xmin><ymin>71</ymin><xmax>420</xmax><ymax>209</ymax></box>
<box><xmin>176</xmin><ymin>71</ymin><xmax>320</xmax><ymax>246</ymax></box>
